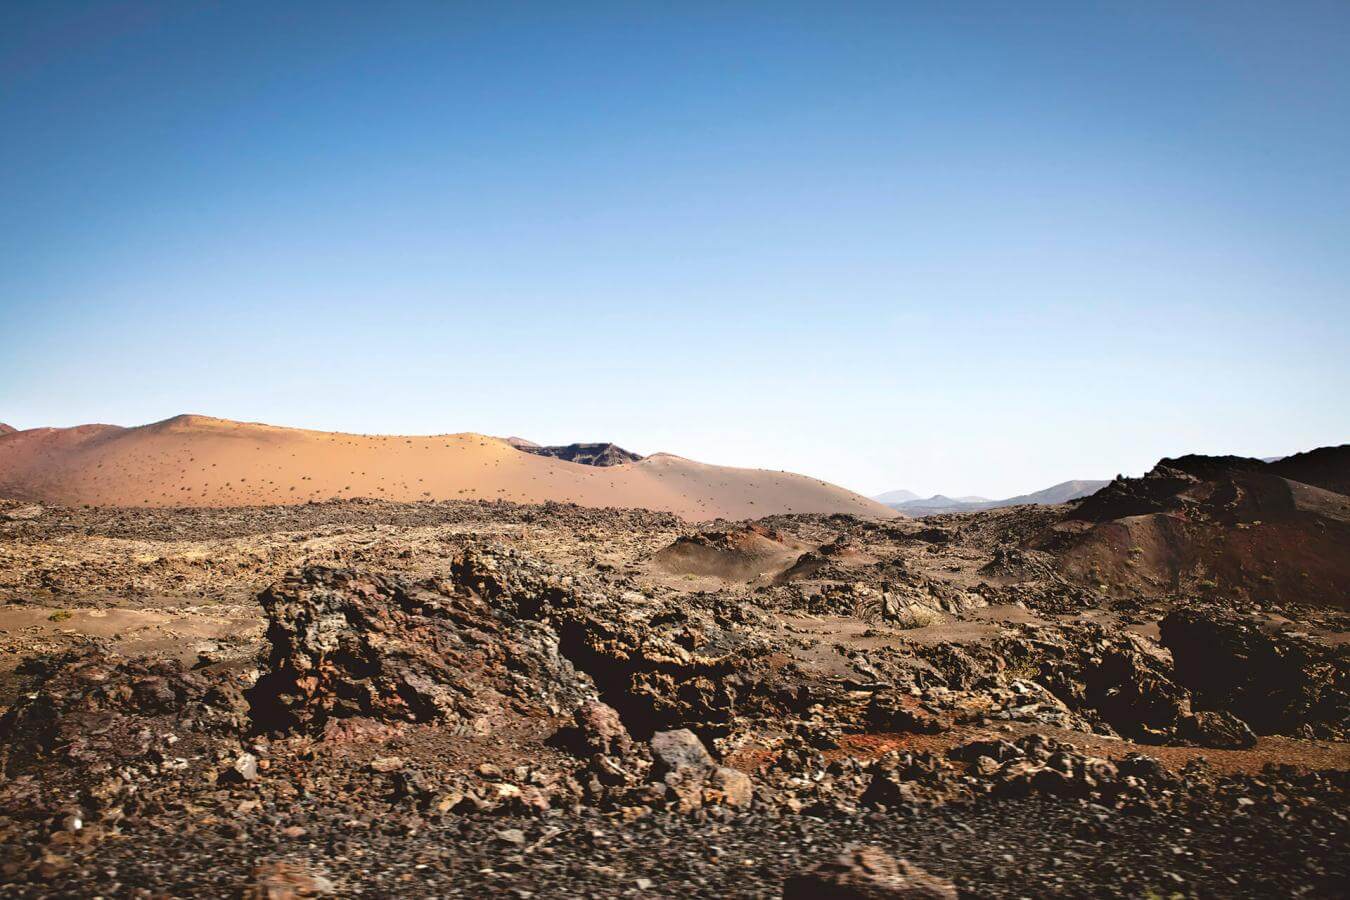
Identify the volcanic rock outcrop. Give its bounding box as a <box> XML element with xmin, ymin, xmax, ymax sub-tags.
<box><xmin>513</xmin><ymin>441</ymin><xmax>644</xmax><ymax>467</ymax></box>
<box><xmin>1037</xmin><ymin>451</ymin><xmax>1350</xmax><ymax>606</ymax></box>
<box><xmin>453</xmin><ymin>545</ymin><xmax>810</xmax><ymax>738</ymax></box>
<box><xmin>246</xmin><ymin>565</ymin><xmax>594</xmax><ymax>735</ymax></box>
<box><xmin>1160</xmin><ymin>607</ymin><xmax>1349</xmax><ymax>739</ymax></box>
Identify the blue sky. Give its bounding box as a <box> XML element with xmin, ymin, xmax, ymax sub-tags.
<box><xmin>2</xmin><ymin>1</ymin><xmax>1347</xmax><ymax>498</ymax></box>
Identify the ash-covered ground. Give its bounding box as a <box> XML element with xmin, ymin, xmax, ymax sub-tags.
<box><xmin>1</xmin><ymin>459</ymin><xmax>1347</xmax><ymax>898</ymax></box>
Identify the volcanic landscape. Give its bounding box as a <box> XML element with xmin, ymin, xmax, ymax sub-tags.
<box><xmin>0</xmin><ymin>419</ymin><xmax>1346</xmax><ymax>897</ymax></box>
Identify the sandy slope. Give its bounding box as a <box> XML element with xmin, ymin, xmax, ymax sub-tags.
<box><xmin>0</xmin><ymin>415</ymin><xmax>895</xmax><ymax>521</ymax></box>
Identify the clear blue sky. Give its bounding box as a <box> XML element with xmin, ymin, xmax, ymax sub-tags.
<box><xmin>2</xmin><ymin>2</ymin><xmax>1347</xmax><ymax>498</ymax></box>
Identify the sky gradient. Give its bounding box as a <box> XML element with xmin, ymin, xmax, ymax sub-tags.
<box><xmin>2</xmin><ymin>1</ymin><xmax>1347</xmax><ymax>498</ymax></box>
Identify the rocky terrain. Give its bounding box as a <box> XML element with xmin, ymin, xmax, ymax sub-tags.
<box><xmin>0</xmin><ymin>450</ymin><xmax>1346</xmax><ymax>897</ymax></box>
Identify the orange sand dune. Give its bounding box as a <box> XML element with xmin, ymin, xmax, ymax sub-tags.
<box><xmin>0</xmin><ymin>415</ymin><xmax>896</xmax><ymax>522</ymax></box>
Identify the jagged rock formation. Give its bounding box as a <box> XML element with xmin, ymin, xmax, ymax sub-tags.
<box><xmin>452</xmin><ymin>546</ymin><xmax>803</xmax><ymax>738</ymax></box>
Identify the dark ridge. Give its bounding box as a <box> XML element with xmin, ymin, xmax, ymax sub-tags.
<box><xmin>1152</xmin><ymin>454</ymin><xmax>1267</xmax><ymax>481</ymax></box>
<box><xmin>518</xmin><ymin>442</ymin><xmax>643</xmax><ymax>467</ymax></box>
<box><xmin>1267</xmin><ymin>444</ymin><xmax>1350</xmax><ymax>496</ymax></box>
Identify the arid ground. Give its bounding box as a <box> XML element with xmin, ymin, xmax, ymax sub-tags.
<box><xmin>0</xmin><ymin>446</ymin><xmax>1346</xmax><ymax>897</ymax></box>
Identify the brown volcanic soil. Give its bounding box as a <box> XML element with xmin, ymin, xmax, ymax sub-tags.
<box><xmin>0</xmin><ymin>415</ymin><xmax>894</xmax><ymax>522</ymax></box>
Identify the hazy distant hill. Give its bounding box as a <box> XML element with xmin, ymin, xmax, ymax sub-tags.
<box><xmin>1001</xmin><ymin>480</ymin><xmax>1112</xmax><ymax>507</ymax></box>
<box><xmin>886</xmin><ymin>479</ymin><xmax>1110</xmax><ymax>516</ymax></box>
<box><xmin>872</xmin><ymin>488</ymin><xmax>920</xmax><ymax>504</ymax></box>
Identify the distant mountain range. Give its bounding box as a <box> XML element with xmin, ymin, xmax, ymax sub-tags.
<box><xmin>874</xmin><ymin>479</ymin><xmax>1111</xmax><ymax>516</ymax></box>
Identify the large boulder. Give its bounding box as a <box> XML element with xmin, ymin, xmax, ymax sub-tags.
<box><xmin>650</xmin><ymin>728</ymin><xmax>715</xmax><ymax>777</ymax></box>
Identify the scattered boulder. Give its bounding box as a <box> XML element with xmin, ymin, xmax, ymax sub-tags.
<box><xmin>1178</xmin><ymin>710</ymin><xmax>1258</xmax><ymax>750</ymax></box>
<box><xmin>700</xmin><ymin>764</ymin><xmax>754</xmax><ymax>808</ymax></box>
<box><xmin>866</xmin><ymin>691</ymin><xmax>946</xmax><ymax>734</ymax></box>
<box><xmin>647</xmin><ymin>728</ymin><xmax>752</xmax><ymax>812</ymax></box>
<box><xmin>246</xmin><ymin>860</ymin><xmax>335</xmax><ymax>899</ymax></box>
<box><xmin>650</xmin><ymin>729</ymin><xmax>715</xmax><ymax>777</ymax></box>
<box><xmin>555</xmin><ymin>700</ymin><xmax>634</xmax><ymax>760</ymax></box>
<box><xmin>784</xmin><ymin>846</ymin><xmax>957</xmax><ymax>899</ymax></box>
<box><xmin>948</xmin><ymin>734</ymin><xmax>1175</xmax><ymax>806</ymax></box>
<box><xmin>575</xmin><ymin>701</ymin><xmax>632</xmax><ymax>756</ymax></box>
<box><xmin>224</xmin><ymin>751</ymin><xmax>259</xmax><ymax>783</ymax></box>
